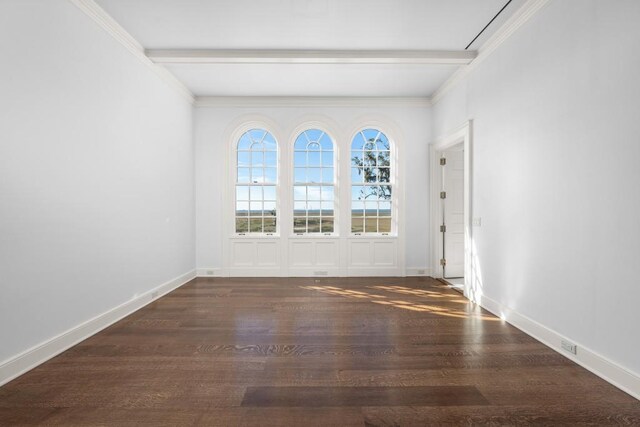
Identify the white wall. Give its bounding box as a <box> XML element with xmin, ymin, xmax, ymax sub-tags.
<box><xmin>195</xmin><ymin>105</ymin><xmax>431</xmax><ymax>275</ymax></box>
<box><xmin>432</xmin><ymin>0</ymin><xmax>640</xmax><ymax>377</ymax></box>
<box><xmin>0</xmin><ymin>1</ymin><xmax>195</xmax><ymax>365</ymax></box>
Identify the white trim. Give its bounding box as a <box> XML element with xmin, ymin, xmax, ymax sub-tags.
<box><xmin>0</xmin><ymin>270</ymin><xmax>196</xmax><ymax>387</ymax></box>
<box><xmin>196</xmin><ymin>268</ymin><xmax>225</xmax><ymax>277</ymax></box>
<box><xmin>478</xmin><ymin>294</ymin><xmax>640</xmax><ymax>401</ymax></box>
<box><xmin>430</xmin><ymin>121</ymin><xmax>472</xmax><ymax>298</ymax></box>
<box><xmin>431</xmin><ymin>0</ymin><xmax>550</xmax><ymax>104</ymax></box>
<box><xmin>195</xmin><ymin>96</ymin><xmax>431</xmax><ymax>108</ymax></box>
<box><xmin>147</xmin><ymin>49</ymin><xmax>476</xmax><ymax>65</ymax></box>
<box><xmin>68</xmin><ymin>0</ymin><xmax>194</xmax><ymax>104</ymax></box>
<box><xmin>405</xmin><ymin>267</ymin><xmax>432</xmax><ymax>277</ymax></box>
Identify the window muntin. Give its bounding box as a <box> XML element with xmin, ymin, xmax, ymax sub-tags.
<box><xmin>293</xmin><ymin>129</ymin><xmax>335</xmax><ymax>234</ymax></box>
<box><xmin>235</xmin><ymin>129</ymin><xmax>278</xmax><ymax>234</ymax></box>
<box><xmin>351</xmin><ymin>129</ymin><xmax>392</xmax><ymax>234</ymax></box>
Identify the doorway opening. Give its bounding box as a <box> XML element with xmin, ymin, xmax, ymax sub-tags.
<box><xmin>430</xmin><ymin>121</ymin><xmax>472</xmax><ymax>297</ymax></box>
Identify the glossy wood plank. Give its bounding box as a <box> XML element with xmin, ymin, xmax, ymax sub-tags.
<box><xmin>241</xmin><ymin>385</ymin><xmax>489</xmax><ymax>407</ymax></box>
<box><xmin>0</xmin><ymin>276</ymin><xmax>638</xmax><ymax>426</ymax></box>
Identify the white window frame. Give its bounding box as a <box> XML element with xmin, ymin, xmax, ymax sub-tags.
<box><xmin>230</xmin><ymin>123</ymin><xmax>281</xmax><ymax>238</ymax></box>
<box><xmin>292</xmin><ymin>128</ymin><xmax>337</xmax><ymax>236</ymax></box>
<box><xmin>349</xmin><ymin>127</ymin><xmax>397</xmax><ymax>237</ymax></box>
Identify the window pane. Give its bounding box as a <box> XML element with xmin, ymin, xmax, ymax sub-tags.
<box><xmin>351</xmin><ymin>217</ymin><xmax>364</xmax><ymax>233</ymax></box>
<box><xmin>321</xmin><ymin>186</ymin><xmax>334</xmax><ymax>201</ymax></box>
<box><xmin>262</xmin><ymin>133</ymin><xmax>277</xmax><ymax>151</ymax></box>
<box><xmin>307</xmin><ymin>217</ymin><xmax>321</xmax><ymax>233</ymax></box>
<box><xmin>294</xmin><ymin>151</ymin><xmax>306</xmax><ymax>166</ymax></box>
<box><xmin>250</xmin><ymin>186</ymin><xmax>262</xmax><ymax>200</ymax></box>
<box><xmin>308</xmin><ymin>151</ymin><xmax>321</xmax><ymax>166</ymax></box>
<box><xmin>249</xmin><ymin>218</ymin><xmax>263</xmax><ymax>233</ymax></box>
<box><xmin>294</xmin><ymin>136</ymin><xmax>307</xmax><ymax>150</ymax></box>
<box><xmin>236</xmin><ymin>201</ymin><xmax>248</xmax><ymax>216</ymax></box>
<box><xmin>294</xmin><ymin>201</ymin><xmax>306</xmax><ymax>216</ymax></box>
<box><xmin>321</xmin><ymin>217</ymin><xmax>334</xmax><ymax>233</ymax></box>
<box><xmin>379</xmin><ymin>185</ymin><xmax>392</xmax><ymax>200</ymax></box>
<box><xmin>321</xmin><ymin>167</ymin><xmax>334</xmax><ymax>183</ymax></box>
<box><xmin>293</xmin><ymin>217</ymin><xmax>306</xmax><ymax>233</ymax></box>
<box><xmin>351</xmin><ymin>167</ymin><xmax>362</xmax><ymax>183</ymax></box>
<box><xmin>293</xmin><ymin>186</ymin><xmax>306</xmax><ymax>201</ymax></box>
<box><xmin>249</xmin><ymin>201</ymin><xmax>262</xmax><ymax>216</ymax></box>
<box><xmin>351</xmin><ymin>200</ymin><xmax>364</xmax><ymax>216</ymax></box>
<box><xmin>319</xmin><ymin>134</ymin><xmax>333</xmax><ymax>150</ymax></box>
<box><xmin>305</xmin><ymin>129</ymin><xmax>323</xmax><ymax>142</ymax></box>
<box><xmin>378</xmin><ymin>151</ymin><xmax>390</xmax><ymax>167</ymax></box>
<box><xmin>251</xmin><ymin>151</ymin><xmax>264</xmax><ymax>166</ymax></box>
<box><xmin>321</xmin><ymin>151</ymin><xmax>333</xmax><ymax>167</ymax></box>
<box><xmin>307</xmin><ymin>186</ymin><xmax>321</xmax><ymax>201</ymax></box>
<box><xmin>378</xmin><ymin>167</ymin><xmax>390</xmax><ymax>182</ymax></box>
<box><xmin>351</xmin><ymin>151</ymin><xmax>362</xmax><ymax>167</ymax></box>
<box><xmin>351</xmin><ymin>133</ymin><xmax>366</xmax><ymax>150</ymax></box>
<box><xmin>263</xmin><ymin>186</ymin><xmax>276</xmax><ymax>201</ymax></box>
<box><xmin>264</xmin><ymin>151</ymin><xmax>277</xmax><ymax>167</ymax></box>
<box><xmin>263</xmin><ymin>201</ymin><xmax>276</xmax><ymax>216</ymax></box>
<box><xmin>364</xmin><ymin>202</ymin><xmax>378</xmax><ymax>217</ymax></box>
<box><xmin>365</xmin><ymin>218</ymin><xmax>378</xmax><ymax>233</ymax></box>
<box><xmin>236</xmin><ymin>218</ymin><xmax>248</xmax><ymax>233</ymax></box>
<box><xmin>264</xmin><ymin>167</ymin><xmax>277</xmax><ymax>183</ymax></box>
<box><xmin>251</xmin><ymin>167</ymin><xmax>263</xmax><ymax>183</ymax></box>
<box><xmin>294</xmin><ymin>168</ymin><xmax>306</xmax><ymax>183</ymax></box>
<box><xmin>351</xmin><ymin>185</ymin><xmax>364</xmax><ymax>200</ymax></box>
<box><xmin>363</xmin><ymin>167</ymin><xmax>377</xmax><ymax>182</ymax></box>
<box><xmin>236</xmin><ymin>186</ymin><xmax>249</xmax><ymax>200</ymax></box>
<box><xmin>307</xmin><ymin>201</ymin><xmax>320</xmax><ymax>215</ymax></box>
<box><xmin>237</xmin><ymin>151</ymin><xmax>251</xmax><ymax>167</ymax></box>
<box><xmin>379</xmin><ymin>201</ymin><xmax>391</xmax><ymax>216</ymax></box>
<box><xmin>237</xmin><ymin>134</ymin><xmax>252</xmax><ymax>150</ymax></box>
<box><xmin>307</xmin><ymin>168</ymin><xmax>321</xmax><ymax>183</ymax></box>
<box><xmin>263</xmin><ymin>218</ymin><xmax>276</xmax><ymax>233</ymax></box>
<box><xmin>362</xmin><ymin>152</ymin><xmax>376</xmax><ymax>167</ymax></box>
<box><xmin>378</xmin><ymin>217</ymin><xmax>391</xmax><ymax>233</ymax></box>
<box><xmin>237</xmin><ymin>168</ymin><xmax>250</xmax><ymax>183</ymax></box>
<box><xmin>321</xmin><ymin>202</ymin><xmax>334</xmax><ymax>216</ymax></box>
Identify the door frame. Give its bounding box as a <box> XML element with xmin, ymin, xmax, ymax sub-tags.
<box><xmin>430</xmin><ymin>121</ymin><xmax>472</xmax><ymax>298</ymax></box>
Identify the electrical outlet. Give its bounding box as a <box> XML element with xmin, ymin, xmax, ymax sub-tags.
<box><xmin>151</xmin><ymin>291</ymin><xmax>159</xmax><ymax>299</ymax></box>
<box><xmin>561</xmin><ymin>339</ymin><xmax>577</xmax><ymax>355</ymax></box>
<box><xmin>417</xmin><ymin>269</ymin><xmax>426</xmax><ymax>275</ymax></box>
<box><xmin>314</xmin><ymin>271</ymin><xmax>328</xmax><ymax>276</ymax></box>
<box><xmin>206</xmin><ymin>270</ymin><xmax>214</xmax><ymax>275</ymax></box>
<box><xmin>473</xmin><ymin>217</ymin><xmax>482</xmax><ymax>226</ymax></box>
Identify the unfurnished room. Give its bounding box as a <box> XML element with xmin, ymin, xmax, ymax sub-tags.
<box><xmin>1</xmin><ymin>0</ymin><xmax>639</xmax><ymax>425</ymax></box>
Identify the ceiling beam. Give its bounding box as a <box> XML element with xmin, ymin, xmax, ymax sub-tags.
<box><xmin>146</xmin><ymin>49</ymin><xmax>476</xmax><ymax>65</ymax></box>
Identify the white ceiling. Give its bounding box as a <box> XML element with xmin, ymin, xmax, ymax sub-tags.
<box><xmin>95</xmin><ymin>0</ymin><xmax>525</xmax><ymax>97</ymax></box>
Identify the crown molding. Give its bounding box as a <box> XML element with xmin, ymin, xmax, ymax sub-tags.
<box><xmin>147</xmin><ymin>49</ymin><xmax>477</xmax><ymax>65</ymax></box>
<box><xmin>431</xmin><ymin>0</ymin><xmax>551</xmax><ymax>104</ymax></box>
<box><xmin>68</xmin><ymin>0</ymin><xmax>194</xmax><ymax>104</ymax></box>
<box><xmin>195</xmin><ymin>96</ymin><xmax>432</xmax><ymax>108</ymax></box>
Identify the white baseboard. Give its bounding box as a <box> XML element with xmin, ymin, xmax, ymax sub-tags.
<box><xmin>0</xmin><ymin>269</ymin><xmax>196</xmax><ymax>387</ymax></box>
<box><xmin>196</xmin><ymin>268</ymin><xmax>225</xmax><ymax>277</ymax></box>
<box><xmin>405</xmin><ymin>267</ymin><xmax>432</xmax><ymax>277</ymax></box>
<box><xmin>478</xmin><ymin>294</ymin><xmax>640</xmax><ymax>401</ymax></box>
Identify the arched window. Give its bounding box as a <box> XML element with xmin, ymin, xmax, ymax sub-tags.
<box><xmin>293</xmin><ymin>129</ymin><xmax>335</xmax><ymax>234</ymax></box>
<box><xmin>351</xmin><ymin>129</ymin><xmax>392</xmax><ymax>234</ymax></box>
<box><xmin>235</xmin><ymin>129</ymin><xmax>278</xmax><ymax>234</ymax></box>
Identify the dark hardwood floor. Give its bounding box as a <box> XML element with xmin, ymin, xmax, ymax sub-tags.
<box><xmin>1</xmin><ymin>277</ymin><xmax>639</xmax><ymax>426</ymax></box>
